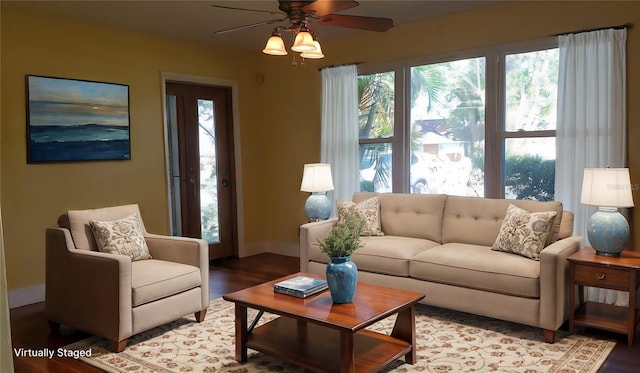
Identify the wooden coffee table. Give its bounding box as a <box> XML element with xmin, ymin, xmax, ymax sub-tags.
<box><xmin>223</xmin><ymin>272</ymin><xmax>425</xmax><ymax>373</ymax></box>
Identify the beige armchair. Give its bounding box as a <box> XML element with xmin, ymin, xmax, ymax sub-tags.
<box><xmin>45</xmin><ymin>204</ymin><xmax>209</xmax><ymax>352</ymax></box>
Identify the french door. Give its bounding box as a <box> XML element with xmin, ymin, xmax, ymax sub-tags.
<box><xmin>165</xmin><ymin>82</ymin><xmax>235</xmax><ymax>259</ymax></box>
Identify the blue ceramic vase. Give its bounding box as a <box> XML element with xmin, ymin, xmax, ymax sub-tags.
<box><xmin>326</xmin><ymin>256</ymin><xmax>358</xmax><ymax>303</ymax></box>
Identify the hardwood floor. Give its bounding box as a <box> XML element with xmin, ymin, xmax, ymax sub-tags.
<box><xmin>9</xmin><ymin>253</ymin><xmax>639</xmax><ymax>372</ymax></box>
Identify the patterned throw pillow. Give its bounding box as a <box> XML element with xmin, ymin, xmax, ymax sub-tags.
<box><xmin>337</xmin><ymin>197</ymin><xmax>384</xmax><ymax>236</ymax></box>
<box><xmin>491</xmin><ymin>204</ymin><xmax>557</xmax><ymax>260</ymax></box>
<box><xmin>89</xmin><ymin>213</ymin><xmax>152</xmax><ymax>261</ymax></box>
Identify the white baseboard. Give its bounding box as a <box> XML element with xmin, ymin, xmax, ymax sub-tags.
<box><xmin>8</xmin><ymin>284</ymin><xmax>45</xmax><ymax>309</ymax></box>
<box><xmin>240</xmin><ymin>241</ymin><xmax>300</xmax><ymax>258</ymax></box>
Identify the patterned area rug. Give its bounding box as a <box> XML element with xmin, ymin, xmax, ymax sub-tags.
<box><xmin>65</xmin><ymin>298</ymin><xmax>615</xmax><ymax>373</ymax></box>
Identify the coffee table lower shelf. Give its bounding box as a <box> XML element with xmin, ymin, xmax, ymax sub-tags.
<box><xmin>247</xmin><ymin>316</ymin><xmax>412</xmax><ymax>372</ymax></box>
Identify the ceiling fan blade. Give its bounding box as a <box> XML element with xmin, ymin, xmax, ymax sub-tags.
<box><xmin>211</xmin><ymin>4</ymin><xmax>284</xmax><ymax>17</ymax></box>
<box><xmin>318</xmin><ymin>14</ymin><xmax>394</xmax><ymax>32</ymax></box>
<box><xmin>214</xmin><ymin>17</ymin><xmax>287</xmax><ymax>35</ymax></box>
<box><xmin>301</xmin><ymin>0</ymin><xmax>359</xmax><ymax>17</ymax></box>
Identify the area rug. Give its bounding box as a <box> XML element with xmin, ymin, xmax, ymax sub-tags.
<box><xmin>64</xmin><ymin>298</ymin><xmax>615</xmax><ymax>373</ymax></box>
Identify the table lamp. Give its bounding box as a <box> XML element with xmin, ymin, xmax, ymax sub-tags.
<box><xmin>300</xmin><ymin>163</ymin><xmax>334</xmax><ymax>222</ymax></box>
<box><xmin>580</xmin><ymin>168</ymin><xmax>634</xmax><ymax>256</ymax></box>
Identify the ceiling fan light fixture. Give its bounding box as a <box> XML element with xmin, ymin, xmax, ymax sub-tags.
<box><xmin>291</xmin><ymin>31</ymin><xmax>316</xmax><ymax>52</ymax></box>
<box><xmin>262</xmin><ymin>33</ymin><xmax>288</xmax><ymax>56</ymax></box>
<box><xmin>300</xmin><ymin>41</ymin><xmax>324</xmax><ymax>59</ymax></box>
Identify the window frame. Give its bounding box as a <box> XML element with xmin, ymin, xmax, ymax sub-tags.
<box><xmin>357</xmin><ymin>37</ymin><xmax>558</xmax><ymax>199</ymax></box>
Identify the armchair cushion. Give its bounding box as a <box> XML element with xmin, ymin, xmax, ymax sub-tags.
<box><xmin>131</xmin><ymin>259</ymin><xmax>201</xmax><ymax>307</ymax></box>
<box><xmin>90</xmin><ymin>214</ymin><xmax>152</xmax><ymax>261</ymax></box>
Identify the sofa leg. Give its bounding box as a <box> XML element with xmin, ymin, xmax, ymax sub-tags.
<box><xmin>543</xmin><ymin>329</ymin><xmax>556</xmax><ymax>343</ymax></box>
<box><xmin>113</xmin><ymin>339</ymin><xmax>128</xmax><ymax>353</ymax></box>
<box><xmin>195</xmin><ymin>309</ymin><xmax>207</xmax><ymax>322</ymax></box>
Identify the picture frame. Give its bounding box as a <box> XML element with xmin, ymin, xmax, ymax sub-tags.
<box><xmin>26</xmin><ymin>75</ymin><xmax>131</xmax><ymax>163</ymax></box>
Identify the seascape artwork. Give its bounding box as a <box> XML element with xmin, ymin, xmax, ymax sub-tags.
<box><xmin>27</xmin><ymin>75</ymin><xmax>130</xmax><ymax>162</ymax></box>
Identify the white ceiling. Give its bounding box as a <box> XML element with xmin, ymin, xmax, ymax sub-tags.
<box><xmin>8</xmin><ymin>1</ymin><xmax>498</xmax><ymax>50</ymax></box>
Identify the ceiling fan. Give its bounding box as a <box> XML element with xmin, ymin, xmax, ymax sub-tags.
<box><xmin>211</xmin><ymin>0</ymin><xmax>394</xmax><ymax>59</ymax></box>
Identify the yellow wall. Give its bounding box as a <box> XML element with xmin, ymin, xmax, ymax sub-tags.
<box><xmin>0</xmin><ymin>6</ymin><xmax>289</xmax><ymax>291</ymax></box>
<box><xmin>2</xmin><ymin>1</ymin><xmax>640</xmax><ymax>294</ymax></box>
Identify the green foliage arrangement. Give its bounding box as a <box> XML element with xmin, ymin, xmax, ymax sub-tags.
<box><xmin>316</xmin><ymin>215</ymin><xmax>365</xmax><ymax>258</ymax></box>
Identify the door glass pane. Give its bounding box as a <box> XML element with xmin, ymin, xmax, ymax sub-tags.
<box><xmin>166</xmin><ymin>95</ymin><xmax>182</xmax><ymax>236</ymax></box>
<box><xmin>505</xmin><ymin>48</ymin><xmax>559</xmax><ymax>131</ymax></box>
<box><xmin>410</xmin><ymin>57</ymin><xmax>486</xmax><ymax>196</ymax></box>
<box><xmin>359</xmin><ymin>143</ymin><xmax>392</xmax><ymax>193</ymax></box>
<box><xmin>198</xmin><ymin>99</ymin><xmax>219</xmax><ymax>243</ymax></box>
<box><xmin>504</xmin><ymin>137</ymin><xmax>555</xmax><ymax>201</ymax></box>
<box><xmin>358</xmin><ymin>72</ymin><xmax>394</xmax><ymax>139</ymax></box>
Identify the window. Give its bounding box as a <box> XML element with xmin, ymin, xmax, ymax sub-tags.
<box><xmin>357</xmin><ymin>39</ymin><xmax>558</xmax><ymax>200</ymax></box>
<box><xmin>358</xmin><ymin>71</ymin><xmax>396</xmax><ymax>193</ymax></box>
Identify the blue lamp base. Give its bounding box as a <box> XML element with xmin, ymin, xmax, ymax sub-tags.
<box><xmin>304</xmin><ymin>192</ymin><xmax>331</xmax><ymax>222</ymax></box>
<box><xmin>587</xmin><ymin>207</ymin><xmax>630</xmax><ymax>257</ymax></box>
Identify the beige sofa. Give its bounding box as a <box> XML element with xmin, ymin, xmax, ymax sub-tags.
<box><xmin>300</xmin><ymin>192</ymin><xmax>581</xmax><ymax>343</ymax></box>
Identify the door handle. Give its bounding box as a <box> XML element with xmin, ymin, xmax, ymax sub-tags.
<box><xmin>189</xmin><ymin>176</ymin><xmax>197</xmax><ymax>197</ymax></box>
<box><xmin>222</xmin><ymin>178</ymin><xmax>229</xmax><ymax>187</ymax></box>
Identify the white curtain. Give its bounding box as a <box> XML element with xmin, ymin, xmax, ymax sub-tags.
<box><xmin>320</xmin><ymin>65</ymin><xmax>359</xmax><ymax>215</ymax></box>
<box><xmin>555</xmin><ymin>28</ymin><xmax>627</xmax><ymax>306</ymax></box>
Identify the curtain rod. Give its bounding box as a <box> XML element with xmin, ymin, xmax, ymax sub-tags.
<box><xmin>318</xmin><ymin>62</ymin><xmax>362</xmax><ymax>72</ymax></box>
<box><xmin>555</xmin><ymin>23</ymin><xmax>633</xmax><ymax>36</ymax></box>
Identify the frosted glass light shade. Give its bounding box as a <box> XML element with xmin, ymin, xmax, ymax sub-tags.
<box><xmin>291</xmin><ymin>31</ymin><xmax>316</xmax><ymax>52</ymax></box>
<box><xmin>300</xmin><ymin>41</ymin><xmax>324</xmax><ymax>59</ymax></box>
<box><xmin>300</xmin><ymin>163</ymin><xmax>334</xmax><ymax>192</ymax></box>
<box><xmin>581</xmin><ymin>168</ymin><xmax>634</xmax><ymax>208</ymax></box>
<box><xmin>262</xmin><ymin>35</ymin><xmax>287</xmax><ymax>55</ymax></box>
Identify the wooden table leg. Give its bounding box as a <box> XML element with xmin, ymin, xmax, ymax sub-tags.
<box><xmin>340</xmin><ymin>331</ymin><xmax>355</xmax><ymax>372</ymax></box>
<box><xmin>627</xmin><ymin>271</ymin><xmax>637</xmax><ymax>345</ymax></box>
<box><xmin>234</xmin><ymin>305</ymin><xmax>248</xmax><ymax>362</ymax></box>
<box><xmin>391</xmin><ymin>305</ymin><xmax>417</xmax><ymax>364</ymax></box>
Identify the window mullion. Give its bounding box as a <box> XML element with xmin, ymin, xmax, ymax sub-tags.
<box><xmin>485</xmin><ymin>51</ymin><xmax>501</xmax><ymax>198</ymax></box>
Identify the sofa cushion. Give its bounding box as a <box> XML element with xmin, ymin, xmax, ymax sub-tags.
<box><xmin>442</xmin><ymin>196</ymin><xmax>563</xmax><ymax>247</ymax></box>
<box><xmin>90</xmin><ymin>213</ymin><xmax>152</xmax><ymax>261</ymax></box>
<box><xmin>353</xmin><ymin>192</ymin><xmax>447</xmax><ymax>242</ymax></box>
<box><xmin>410</xmin><ymin>243</ymin><xmax>541</xmax><ymax>298</ymax></box>
<box><xmin>491</xmin><ymin>204</ymin><xmax>557</xmax><ymax>260</ymax></box>
<box><xmin>337</xmin><ymin>197</ymin><xmax>384</xmax><ymax>236</ymax></box>
<box><xmin>131</xmin><ymin>259</ymin><xmax>201</xmax><ymax>307</ymax></box>
<box><xmin>353</xmin><ymin>236</ymin><xmax>440</xmax><ymax>276</ymax></box>
<box><xmin>308</xmin><ymin>235</ymin><xmax>439</xmax><ymax>277</ymax></box>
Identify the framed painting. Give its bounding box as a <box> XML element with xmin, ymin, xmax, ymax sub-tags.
<box><xmin>26</xmin><ymin>75</ymin><xmax>131</xmax><ymax>163</ymax></box>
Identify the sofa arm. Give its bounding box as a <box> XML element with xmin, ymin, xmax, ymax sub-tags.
<box><xmin>299</xmin><ymin>218</ymin><xmax>338</xmax><ymax>272</ymax></box>
<box><xmin>539</xmin><ymin>235</ymin><xmax>582</xmax><ymax>331</ymax></box>
<box><xmin>145</xmin><ymin>233</ymin><xmax>210</xmax><ymax>309</ymax></box>
<box><xmin>45</xmin><ymin>227</ymin><xmax>133</xmax><ymax>342</ymax></box>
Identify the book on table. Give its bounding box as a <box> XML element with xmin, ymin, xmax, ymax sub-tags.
<box><xmin>273</xmin><ymin>276</ymin><xmax>328</xmax><ymax>298</ymax></box>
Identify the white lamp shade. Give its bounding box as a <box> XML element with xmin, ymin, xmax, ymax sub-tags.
<box><xmin>291</xmin><ymin>31</ymin><xmax>316</xmax><ymax>52</ymax></box>
<box><xmin>262</xmin><ymin>35</ymin><xmax>288</xmax><ymax>55</ymax></box>
<box><xmin>300</xmin><ymin>41</ymin><xmax>324</xmax><ymax>59</ymax></box>
<box><xmin>580</xmin><ymin>168</ymin><xmax>634</xmax><ymax>208</ymax></box>
<box><xmin>300</xmin><ymin>163</ymin><xmax>334</xmax><ymax>192</ymax></box>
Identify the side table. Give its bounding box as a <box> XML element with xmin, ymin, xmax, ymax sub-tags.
<box><xmin>568</xmin><ymin>247</ymin><xmax>640</xmax><ymax>345</ymax></box>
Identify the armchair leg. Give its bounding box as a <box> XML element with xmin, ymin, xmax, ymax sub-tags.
<box><xmin>543</xmin><ymin>329</ymin><xmax>556</xmax><ymax>343</ymax></box>
<box><xmin>47</xmin><ymin>320</ymin><xmax>60</xmax><ymax>332</ymax></box>
<box><xmin>113</xmin><ymin>339</ymin><xmax>128</xmax><ymax>353</ymax></box>
<box><xmin>195</xmin><ymin>309</ymin><xmax>207</xmax><ymax>322</ymax></box>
